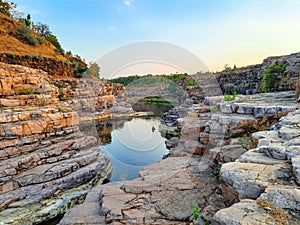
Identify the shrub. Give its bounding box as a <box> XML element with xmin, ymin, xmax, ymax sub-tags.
<box><xmin>58</xmin><ymin>92</ymin><xmax>65</xmax><ymax>100</ymax></box>
<box><xmin>58</xmin><ymin>92</ymin><xmax>72</xmax><ymax>101</ymax></box>
<box><xmin>55</xmin><ymin>81</ymin><xmax>64</xmax><ymax>88</ymax></box>
<box><xmin>18</xmin><ymin>25</ymin><xmax>44</xmax><ymax>45</ymax></box>
<box><xmin>46</xmin><ymin>34</ymin><xmax>65</xmax><ymax>55</ymax></box>
<box><xmin>59</xmin><ymin>108</ymin><xmax>68</xmax><ymax>113</ymax></box>
<box><xmin>262</xmin><ymin>64</ymin><xmax>286</xmax><ymax>92</ymax></box>
<box><xmin>185</xmin><ymin>80</ymin><xmax>197</xmax><ymax>87</ymax></box>
<box><xmin>193</xmin><ymin>204</ymin><xmax>200</xmax><ymax>221</ymax></box>
<box><xmin>27</xmin><ymin>54</ymin><xmax>44</xmax><ymax>60</ymax></box>
<box><xmin>215</xmin><ymin>164</ymin><xmax>222</xmax><ymax>179</ymax></box>
<box><xmin>17</xmin><ymin>86</ymin><xmax>35</xmax><ymax>95</ymax></box>
<box><xmin>36</xmin><ymin>36</ymin><xmax>46</xmax><ymax>44</ymax></box>
<box><xmin>224</xmin><ymin>94</ymin><xmax>235</xmax><ymax>101</ymax></box>
<box><xmin>210</xmin><ymin>106</ymin><xmax>218</xmax><ymax>113</ymax></box>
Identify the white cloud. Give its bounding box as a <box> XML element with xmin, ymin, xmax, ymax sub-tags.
<box><xmin>124</xmin><ymin>0</ymin><xmax>132</xmax><ymax>6</ymax></box>
<box><xmin>108</xmin><ymin>26</ymin><xmax>116</xmax><ymax>31</ymax></box>
<box><xmin>16</xmin><ymin>5</ymin><xmax>40</xmax><ymax>15</ymax></box>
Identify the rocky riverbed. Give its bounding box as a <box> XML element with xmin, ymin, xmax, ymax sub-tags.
<box><xmin>1</xmin><ymin>61</ymin><xmax>300</xmax><ymax>225</ymax></box>
<box><xmin>60</xmin><ymin>91</ymin><xmax>300</xmax><ymax>225</ymax></box>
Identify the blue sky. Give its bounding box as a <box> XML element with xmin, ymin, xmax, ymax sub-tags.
<box><xmin>13</xmin><ymin>0</ymin><xmax>300</xmax><ymax>74</ymax></box>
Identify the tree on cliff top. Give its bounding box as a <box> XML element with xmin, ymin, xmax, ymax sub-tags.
<box><xmin>0</xmin><ymin>0</ymin><xmax>16</xmax><ymax>17</ymax></box>
<box><xmin>83</xmin><ymin>62</ymin><xmax>100</xmax><ymax>79</ymax></box>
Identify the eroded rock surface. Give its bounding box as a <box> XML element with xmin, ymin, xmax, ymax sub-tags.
<box><xmin>60</xmin><ymin>156</ymin><xmax>225</xmax><ymax>225</ymax></box>
<box><xmin>0</xmin><ymin>63</ymin><xmax>124</xmax><ymax>224</ymax></box>
<box><xmin>214</xmin><ymin>110</ymin><xmax>300</xmax><ymax>224</ymax></box>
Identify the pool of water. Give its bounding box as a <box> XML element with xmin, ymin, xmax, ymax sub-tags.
<box><xmin>100</xmin><ymin>117</ymin><xmax>169</xmax><ymax>181</ymax></box>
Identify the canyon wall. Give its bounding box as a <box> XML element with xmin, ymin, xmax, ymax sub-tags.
<box><xmin>0</xmin><ymin>62</ymin><xmax>124</xmax><ymax>224</ymax></box>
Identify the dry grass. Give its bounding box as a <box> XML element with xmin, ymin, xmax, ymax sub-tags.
<box><xmin>0</xmin><ymin>14</ymin><xmax>65</xmax><ymax>60</ymax></box>
<box><xmin>257</xmin><ymin>199</ymin><xmax>292</xmax><ymax>225</ymax></box>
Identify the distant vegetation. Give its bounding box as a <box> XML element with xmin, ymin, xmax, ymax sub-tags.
<box><xmin>109</xmin><ymin>73</ymin><xmax>189</xmax><ymax>86</ymax></box>
<box><xmin>0</xmin><ymin>0</ymin><xmax>16</xmax><ymax>17</ymax></box>
<box><xmin>141</xmin><ymin>97</ymin><xmax>179</xmax><ymax>106</ymax></box>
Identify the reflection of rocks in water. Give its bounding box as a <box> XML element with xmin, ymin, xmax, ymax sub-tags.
<box><xmin>79</xmin><ymin>118</ymin><xmax>130</xmax><ymax>145</ymax></box>
<box><xmin>96</xmin><ymin>120</ymin><xmax>113</xmax><ymax>145</ymax></box>
<box><xmin>133</xmin><ymin>101</ymin><xmax>174</xmax><ymax>117</ymax></box>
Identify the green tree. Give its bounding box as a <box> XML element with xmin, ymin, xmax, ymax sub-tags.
<box><xmin>0</xmin><ymin>0</ymin><xmax>16</xmax><ymax>16</ymax></box>
<box><xmin>84</xmin><ymin>62</ymin><xmax>100</xmax><ymax>78</ymax></box>
<box><xmin>46</xmin><ymin>34</ymin><xmax>65</xmax><ymax>55</ymax></box>
<box><xmin>34</xmin><ymin>22</ymin><xmax>52</xmax><ymax>37</ymax></box>
<box><xmin>24</xmin><ymin>13</ymin><xmax>31</xmax><ymax>28</ymax></box>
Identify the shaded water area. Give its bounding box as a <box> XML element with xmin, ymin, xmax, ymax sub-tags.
<box><xmin>133</xmin><ymin>100</ymin><xmax>175</xmax><ymax>116</ymax></box>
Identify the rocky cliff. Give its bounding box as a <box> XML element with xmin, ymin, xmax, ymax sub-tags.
<box><xmin>0</xmin><ymin>62</ymin><xmax>124</xmax><ymax>224</ymax></box>
<box><xmin>217</xmin><ymin>52</ymin><xmax>300</xmax><ymax>94</ymax></box>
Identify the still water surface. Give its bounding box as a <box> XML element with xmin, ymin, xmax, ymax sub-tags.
<box><xmin>100</xmin><ymin>117</ymin><xmax>169</xmax><ymax>181</ymax></box>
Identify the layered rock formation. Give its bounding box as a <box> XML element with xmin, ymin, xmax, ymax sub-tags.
<box><xmin>217</xmin><ymin>52</ymin><xmax>300</xmax><ymax>94</ymax></box>
<box><xmin>214</xmin><ymin>109</ymin><xmax>300</xmax><ymax>224</ymax></box>
<box><xmin>0</xmin><ymin>62</ymin><xmax>124</xmax><ymax>224</ymax></box>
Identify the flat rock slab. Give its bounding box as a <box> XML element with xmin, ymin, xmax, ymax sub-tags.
<box><xmin>60</xmin><ymin>156</ymin><xmax>219</xmax><ymax>224</ymax></box>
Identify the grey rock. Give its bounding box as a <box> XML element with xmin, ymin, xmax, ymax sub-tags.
<box><xmin>259</xmin><ymin>187</ymin><xmax>300</xmax><ymax>213</ymax></box>
<box><xmin>292</xmin><ymin>156</ymin><xmax>300</xmax><ymax>185</ymax></box>
<box><xmin>213</xmin><ymin>199</ymin><xmax>276</xmax><ymax>225</ymax></box>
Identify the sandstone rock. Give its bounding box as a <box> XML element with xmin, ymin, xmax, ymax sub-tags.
<box><xmin>0</xmin><ymin>63</ymin><xmax>123</xmax><ymax>224</ymax></box>
<box><xmin>184</xmin><ymin>140</ymin><xmax>205</xmax><ymax>155</ymax></box>
<box><xmin>0</xmin><ymin>98</ymin><xmax>25</xmax><ymax>107</ymax></box>
<box><xmin>0</xmin><ymin>77</ymin><xmax>13</xmax><ymax>95</ymax></box>
<box><xmin>213</xmin><ymin>199</ymin><xmax>277</xmax><ymax>225</ymax></box>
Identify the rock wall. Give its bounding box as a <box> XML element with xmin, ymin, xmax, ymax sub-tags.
<box><xmin>0</xmin><ymin>53</ymin><xmax>87</xmax><ymax>77</ymax></box>
<box><xmin>217</xmin><ymin>52</ymin><xmax>300</xmax><ymax>94</ymax></box>
<box><xmin>0</xmin><ymin>62</ymin><xmax>124</xmax><ymax>224</ymax></box>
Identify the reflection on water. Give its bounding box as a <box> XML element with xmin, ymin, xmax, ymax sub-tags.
<box><xmin>80</xmin><ymin>117</ymin><xmax>128</xmax><ymax>145</ymax></box>
<box><xmin>100</xmin><ymin>117</ymin><xmax>169</xmax><ymax>181</ymax></box>
<box><xmin>133</xmin><ymin>101</ymin><xmax>174</xmax><ymax>116</ymax></box>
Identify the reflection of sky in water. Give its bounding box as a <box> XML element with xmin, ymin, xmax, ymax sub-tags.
<box><xmin>100</xmin><ymin>117</ymin><xmax>169</xmax><ymax>181</ymax></box>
